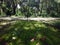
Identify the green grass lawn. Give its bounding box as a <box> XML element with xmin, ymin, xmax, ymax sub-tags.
<box><xmin>0</xmin><ymin>20</ymin><xmax>60</xmax><ymax>45</ymax></box>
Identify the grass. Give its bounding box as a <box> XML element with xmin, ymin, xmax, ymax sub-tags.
<box><xmin>0</xmin><ymin>20</ymin><xmax>60</xmax><ymax>45</ymax></box>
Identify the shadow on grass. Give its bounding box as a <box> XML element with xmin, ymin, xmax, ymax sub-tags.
<box><xmin>0</xmin><ymin>20</ymin><xmax>60</xmax><ymax>45</ymax></box>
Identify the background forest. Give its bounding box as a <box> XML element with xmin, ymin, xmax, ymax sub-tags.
<box><xmin>0</xmin><ymin>0</ymin><xmax>60</xmax><ymax>17</ymax></box>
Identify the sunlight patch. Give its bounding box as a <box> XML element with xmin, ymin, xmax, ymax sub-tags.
<box><xmin>34</xmin><ymin>24</ymin><xmax>41</xmax><ymax>27</ymax></box>
<box><xmin>36</xmin><ymin>42</ymin><xmax>40</xmax><ymax>45</ymax></box>
<box><xmin>15</xmin><ymin>28</ymin><xmax>18</xmax><ymax>31</ymax></box>
<box><xmin>34</xmin><ymin>23</ymin><xmax>46</xmax><ymax>28</ymax></box>
<box><xmin>36</xmin><ymin>34</ymin><xmax>42</xmax><ymax>39</ymax></box>
<box><xmin>30</xmin><ymin>26</ymin><xmax>35</xmax><ymax>29</ymax></box>
<box><xmin>12</xmin><ymin>37</ymin><xmax>16</xmax><ymax>40</ymax></box>
<box><xmin>30</xmin><ymin>38</ymin><xmax>35</xmax><ymax>42</ymax></box>
<box><xmin>24</xmin><ymin>27</ymin><xmax>30</xmax><ymax>30</ymax></box>
<box><xmin>1</xmin><ymin>23</ymin><xmax>7</xmax><ymax>25</ymax></box>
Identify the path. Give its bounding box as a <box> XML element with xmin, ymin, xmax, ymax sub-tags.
<box><xmin>0</xmin><ymin>17</ymin><xmax>60</xmax><ymax>21</ymax></box>
<box><xmin>0</xmin><ymin>17</ymin><xmax>60</xmax><ymax>28</ymax></box>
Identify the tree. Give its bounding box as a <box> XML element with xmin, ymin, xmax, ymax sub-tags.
<box><xmin>20</xmin><ymin>6</ymin><xmax>32</xmax><ymax>17</ymax></box>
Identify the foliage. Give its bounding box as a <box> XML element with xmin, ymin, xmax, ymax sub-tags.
<box><xmin>0</xmin><ymin>20</ymin><xmax>60</xmax><ymax>45</ymax></box>
<box><xmin>20</xmin><ymin>6</ymin><xmax>32</xmax><ymax>17</ymax></box>
<box><xmin>0</xmin><ymin>0</ymin><xmax>60</xmax><ymax>17</ymax></box>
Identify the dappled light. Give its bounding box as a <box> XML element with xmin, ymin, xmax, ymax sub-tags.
<box><xmin>0</xmin><ymin>20</ymin><xmax>60</xmax><ymax>45</ymax></box>
<box><xmin>0</xmin><ymin>0</ymin><xmax>60</xmax><ymax>45</ymax></box>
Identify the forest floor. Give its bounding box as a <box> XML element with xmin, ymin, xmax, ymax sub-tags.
<box><xmin>0</xmin><ymin>20</ymin><xmax>60</xmax><ymax>45</ymax></box>
<box><xmin>0</xmin><ymin>17</ymin><xmax>60</xmax><ymax>45</ymax></box>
